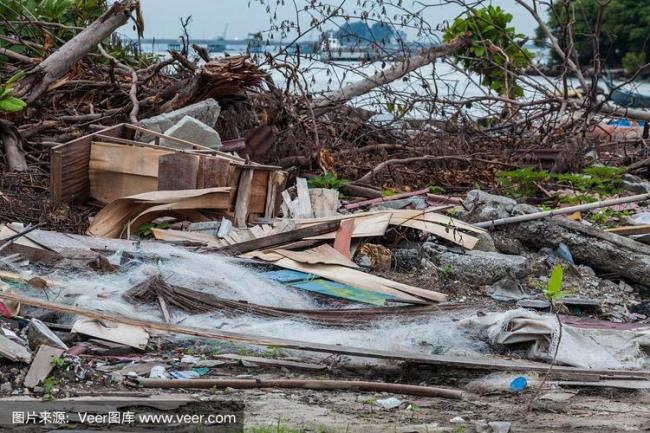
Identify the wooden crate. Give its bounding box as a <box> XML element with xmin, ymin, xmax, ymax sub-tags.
<box><xmin>50</xmin><ymin>123</ymin><xmax>286</xmax><ymax>223</ymax></box>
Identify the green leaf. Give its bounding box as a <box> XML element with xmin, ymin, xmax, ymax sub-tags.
<box><xmin>545</xmin><ymin>264</ymin><xmax>564</xmax><ymax>299</ymax></box>
<box><xmin>6</xmin><ymin>71</ymin><xmax>25</xmax><ymax>86</ymax></box>
<box><xmin>0</xmin><ymin>96</ymin><xmax>26</xmax><ymax>112</ymax></box>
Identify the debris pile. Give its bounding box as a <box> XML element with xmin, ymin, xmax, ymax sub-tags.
<box><xmin>0</xmin><ymin>1</ymin><xmax>650</xmax><ymax>430</ymax></box>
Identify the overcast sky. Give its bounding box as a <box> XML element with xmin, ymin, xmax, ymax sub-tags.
<box><xmin>120</xmin><ymin>0</ymin><xmax>542</xmax><ymax>40</ymax></box>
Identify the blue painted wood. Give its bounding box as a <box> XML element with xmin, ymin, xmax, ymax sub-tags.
<box><xmin>261</xmin><ymin>269</ymin><xmax>395</xmax><ymax>306</ymax></box>
<box><xmin>262</xmin><ymin>270</ymin><xmax>314</xmax><ymax>283</ymax></box>
<box><xmin>291</xmin><ymin>279</ymin><xmax>393</xmax><ymax>306</ymax></box>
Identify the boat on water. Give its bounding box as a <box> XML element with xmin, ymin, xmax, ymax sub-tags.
<box><xmin>208</xmin><ymin>40</ymin><xmax>226</xmax><ymax>53</ymax></box>
<box><xmin>318</xmin><ymin>34</ymin><xmax>383</xmax><ymax>62</ymax></box>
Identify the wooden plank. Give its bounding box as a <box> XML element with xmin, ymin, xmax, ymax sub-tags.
<box><xmin>607</xmin><ymin>224</ymin><xmax>650</xmax><ymax>236</ymax></box>
<box><xmin>264</xmin><ymin>171</ymin><xmax>287</xmax><ymax>219</ymax></box>
<box><xmin>72</xmin><ymin>318</ymin><xmax>149</xmax><ymax>350</ymax></box>
<box><xmin>250</xmin><ymin>170</ymin><xmax>270</xmax><ymax>214</ymax></box>
<box><xmin>333</xmin><ymin>218</ymin><xmax>355</xmax><ymax>259</ymax></box>
<box><xmin>3</xmin><ymin>290</ymin><xmax>646</xmax><ymax>378</ymax></box>
<box><xmin>89</xmin><ymin>142</ymin><xmax>174</xmax><ymax>204</ymax></box>
<box><xmin>306</xmin><ymin>213</ymin><xmax>391</xmax><ymax>240</ymax></box>
<box><xmin>295</xmin><ymin>177</ymin><xmax>313</xmax><ymax>218</ymax></box>
<box><xmin>234</xmin><ymin>167</ymin><xmax>255</xmax><ymax>228</ymax></box>
<box><xmin>291</xmin><ymin>278</ymin><xmax>395</xmax><ymax>306</ymax></box>
<box><xmin>216</xmin><ymin>220</ymin><xmax>341</xmax><ymax>255</ymax></box>
<box><xmin>309</xmin><ymin>188</ymin><xmax>339</xmax><ymax>217</ymax></box>
<box><xmin>50</xmin><ymin>124</ymin><xmax>124</xmax><ymax>204</ymax></box>
<box><xmin>90</xmin><ymin>142</ymin><xmax>172</xmax><ymax>176</ymax></box>
<box><xmin>157</xmin><ymin>153</ymin><xmax>200</xmax><ymax>191</ymax></box>
<box><xmin>392</xmin><ymin>218</ymin><xmax>479</xmax><ymax>249</ymax></box>
<box><xmin>24</xmin><ymin>345</ymin><xmax>64</xmax><ymax>388</ymax></box>
<box><xmin>273</xmin><ymin>244</ymin><xmax>359</xmax><ymax>268</ymax></box>
<box><xmin>263</xmin><ymin>257</ymin><xmax>440</xmax><ymax>303</ymax></box>
<box><xmin>216</xmin><ymin>354</ymin><xmax>326</xmax><ymax>371</ymax></box>
<box><xmin>197</xmin><ymin>156</ymin><xmax>232</xmax><ymax>188</ymax></box>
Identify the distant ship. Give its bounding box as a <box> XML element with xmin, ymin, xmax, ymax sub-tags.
<box><xmin>208</xmin><ymin>39</ymin><xmax>226</xmax><ymax>53</ymax></box>
<box><xmin>319</xmin><ymin>34</ymin><xmax>384</xmax><ymax>62</ymax></box>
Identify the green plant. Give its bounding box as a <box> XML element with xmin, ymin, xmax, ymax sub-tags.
<box><xmin>136</xmin><ymin>222</ymin><xmax>170</xmax><ymax>239</ymax></box>
<box><xmin>427</xmin><ymin>184</ymin><xmax>446</xmax><ymax>194</ymax></box>
<box><xmin>382</xmin><ymin>187</ymin><xmax>398</xmax><ymax>197</ymax></box>
<box><xmin>440</xmin><ymin>265</ymin><xmax>454</xmax><ymax>278</ymax></box>
<box><xmin>587</xmin><ymin>208</ymin><xmax>632</xmax><ymax>226</ymax></box>
<box><xmin>543</xmin><ymin>265</ymin><xmax>568</xmax><ymax>302</ymax></box>
<box><xmin>443</xmin><ymin>5</ymin><xmax>533</xmax><ymax>97</ymax></box>
<box><xmin>51</xmin><ymin>356</ymin><xmax>65</xmax><ymax>369</ymax></box>
<box><xmin>496</xmin><ymin>167</ymin><xmax>550</xmax><ymax>197</ymax></box>
<box><xmin>496</xmin><ymin>166</ymin><xmax>625</xmax><ymax>198</ymax></box>
<box><xmin>307</xmin><ymin>173</ymin><xmax>349</xmax><ymax>190</ymax></box>
<box><xmin>623</xmin><ymin>51</ymin><xmax>647</xmax><ymax>72</ymax></box>
<box><xmin>0</xmin><ymin>72</ymin><xmax>27</xmax><ymax>113</ymax></box>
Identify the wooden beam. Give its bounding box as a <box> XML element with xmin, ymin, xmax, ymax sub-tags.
<box><xmin>215</xmin><ymin>220</ymin><xmax>340</xmax><ymax>255</ymax></box>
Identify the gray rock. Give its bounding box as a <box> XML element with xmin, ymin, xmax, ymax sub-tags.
<box><xmin>462</xmin><ymin>190</ymin><xmax>516</xmax><ymax>223</ymax></box>
<box><xmin>138</xmin><ymin>99</ymin><xmax>221</xmax><ymax>136</ymax></box>
<box><xmin>435</xmin><ymin>250</ymin><xmax>531</xmax><ymax>285</ymax></box>
<box><xmin>160</xmin><ymin>116</ymin><xmax>222</xmax><ymax>149</ymax></box>
<box><xmin>473</xmin><ymin>231</ymin><xmax>498</xmax><ymax>252</ymax></box>
<box><xmin>621</xmin><ymin>174</ymin><xmax>650</xmax><ymax>194</ymax></box>
<box><xmin>491</xmin><ymin>231</ymin><xmax>527</xmax><ymax>255</ymax></box>
<box><xmin>0</xmin><ymin>382</ymin><xmax>12</xmax><ymax>393</ymax></box>
<box><xmin>391</xmin><ymin>248</ymin><xmax>421</xmax><ymax>271</ymax></box>
<box><xmin>512</xmin><ymin>203</ymin><xmax>540</xmax><ymax>215</ymax></box>
<box><xmin>489</xmin><ymin>277</ymin><xmax>528</xmax><ymax>301</ymax></box>
<box><xmin>464</xmin><ymin>190</ymin><xmax>517</xmax><ymax>208</ymax></box>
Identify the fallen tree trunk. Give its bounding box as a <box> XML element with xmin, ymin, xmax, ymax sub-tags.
<box><xmin>13</xmin><ymin>0</ymin><xmax>138</xmax><ymax>104</ymax></box>
<box><xmin>502</xmin><ymin>218</ymin><xmax>650</xmax><ymax>287</ymax></box>
<box><xmin>137</xmin><ymin>378</ymin><xmax>464</xmax><ymax>399</ymax></box>
<box><xmin>0</xmin><ymin>120</ymin><xmax>28</xmax><ymax>171</ymax></box>
<box><xmin>311</xmin><ymin>37</ymin><xmax>469</xmax><ymax>109</ymax></box>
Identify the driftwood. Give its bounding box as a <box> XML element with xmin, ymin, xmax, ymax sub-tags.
<box><xmin>312</xmin><ymin>37</ymin><xmax>470</xmax><ymax>109</ymax></box>
<box><xmin>14</xmin><ymin>0</ymin><xmax>139</xmax><ymax>104</ymax></box>
<box><xmin>0</xmin><ymin>120</ymin><xmax>28</xmax><ymax>171</ymax></box>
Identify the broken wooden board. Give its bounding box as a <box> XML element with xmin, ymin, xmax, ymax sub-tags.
<box><xmin>216</xmin><ymin>354</ymin><xmax>326</xmax><ymax>371</ymax></box>
<box><xmin>151</xmin><ymin>228</ymin><xmax>225</xmax><ymax>247</ymax></box>
<box><xmin>607</xmin><ymin>224</ymin><xmax>650</xmax><ymax>236</ymax></box>
<box><xmin>71</xmin><ymin>318</ymin><xmax>149</xmax><ymax>350</ymax></box>
<box><xmin>271</xmin><ymin>244</ymin><xmax>359</xmax><ymax>268</ymax></box>
<box><xmin>309</xmin><ymin>188</ymin><xmax>339</xmax><ymax>218</ymax></box>
<box><xmin>215</xmin><ymin>220</ymin><xmax>340</xmax><ymax>255</ymax></box>
<box><xmin>253</xmin><ymin>256</ymin><xmax>444</xmax><ymax>303</ymax></box>
<box><xmin>3</xmin><ymin>290</ymin><xmax>648</xmax><ymax>379</ymax></box>
<box><xmin>0</xmin><ymin>334</ymin><xmax>31</xmax><ymax>363</ymax></box>
<box><xmin>295</xmin><ymin>177</ymin><xmax>313</xmax><ymax>218</ymax></box>
<box><xmin>390</xmin><ymin>218</ymin><xmax>479</xmax><ymax>249</ymax></box>
<box><xmin>87</xmin><ymin>187</ymin><xmax>231</xmax><ymax>238</ymax></box>
<box><xmin>304</xmin><ymin>213</ymin><xmax>391</xmax><ymax>240</ymax></box>
<box><xmin>89</xmin><ymin>141</ymin><xmax>174</xmax><ymax>204</ymax></box>
<box><xmin>24</xmin><ymin>345</ymin><xmax>64</xmax><ymax>388</ymax></box>
<box><xmin>157</xmin><ymin>153</ymin><xmax>201</xmax><ymax>191</ymax></box>
<box><xmin>333</xmin><ymin>218</ymin><xmax>355</xmax><ymax>259</ymax></box>
<box><xmin>261</xmin><ymin>269</ymin><xmax>397</xmax><ymax>306</ymax></box>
